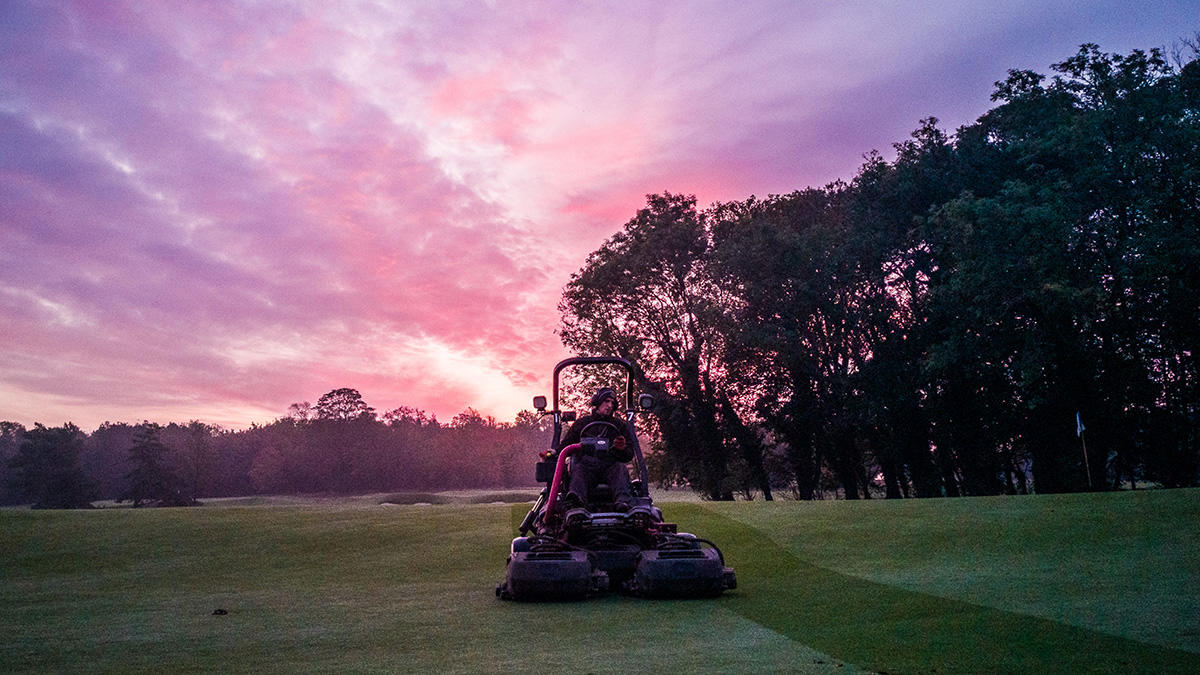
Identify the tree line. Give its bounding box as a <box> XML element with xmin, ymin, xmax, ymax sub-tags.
<box><xmin>561</xmin><ymin>44</ymin><xmax>1200</xmax><ymax>500</ymax></box>
<box><xmin>1</xmin><ymin>388</ymin><xmax>550</xmax><ymax>508</ymax></box>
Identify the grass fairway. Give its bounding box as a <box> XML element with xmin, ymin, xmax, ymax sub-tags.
<box><xmin>702</xmin><ymin>487</ymin><xmax>1200</xmax><ymax>673</ymax></box>
<box><xmin>2</xmin><ymin>490</ymin><xmax>1197</xmax><ymax>673</ymax></box>
<box><xmin>0</xmin><ymin>500</ymin><xmax>847</xmax><ymax>674</ymax></box>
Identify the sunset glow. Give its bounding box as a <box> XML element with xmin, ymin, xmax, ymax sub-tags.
<box><xmin>1</xmin><ymin>1</ymin><xmax>1195</xmax><ymax>429</ymax></box>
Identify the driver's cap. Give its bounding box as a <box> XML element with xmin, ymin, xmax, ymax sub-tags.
<box><xmin>590</xmin><ymin>387</ymin><xmax>617</xmax><ymax>408</ymax></box>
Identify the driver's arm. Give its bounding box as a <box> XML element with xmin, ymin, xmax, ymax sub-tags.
<box><xmin>560</xmin><ymin>418</ymin><xmax>583</xmax><ymax>448</ymax></box>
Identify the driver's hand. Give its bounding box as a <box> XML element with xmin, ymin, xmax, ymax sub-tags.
<box><xmin>613</xmin><ymin>436</ymin><xmax>627</xmax><ymax>451</ymax></box>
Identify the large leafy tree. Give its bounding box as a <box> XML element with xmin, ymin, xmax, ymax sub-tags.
<box><xmin>712</xmin><ymin>187</ymin><xmax>903</xmax><ymax>499</ymax></box>
<box><xmin>181</xmin><ymin>421</ymin><xmax>216</xmax><ymax>501</ymax></box>
<box><xmin>847</xmin><ymin>120</ymin><xmax>968</xmax><ymax>498</ymax></box>
<box><xmin>0</xmin><ymin>421</ymin><xmax>25</xmax><ymax>504</ymax></box>
<box><xmin>916</xmin><ymin>44</ymin><xmax>1200</xmax><ymax>492</ymax></box>
<box><xmin>920</xmin><ymin>184</ymin><xmax>1086</xmax><ymax>494</ymax></box>
<box><xmin>560</xmin><ymin>193</ymin><xmax>765</xmax><ymax>500</ymax></box>
<box><xmin>315</xmin><ymin>388</ymin><xmax>376</xmax><ymax>421</ymax></box>
<box><xmin>6</xmin><ymin>423</ymin><xmax>95</xmax><ymax>509</ymax></box>
<box><xmin>121</xmin><ymin>423</ymin><xmax>194</xmax><ymax>507</ymax></box>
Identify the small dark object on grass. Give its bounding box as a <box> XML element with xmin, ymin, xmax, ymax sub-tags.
<box><xmin>212</xmin><ymin>608</ymin><xmax>228</xmax><ymax>615</ymax></box>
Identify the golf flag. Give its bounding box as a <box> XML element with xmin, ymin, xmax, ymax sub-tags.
<box><xmin>1076</xmin><ymin>411</ymin><xmax>1085</xmax><ymax>437</ymax></box>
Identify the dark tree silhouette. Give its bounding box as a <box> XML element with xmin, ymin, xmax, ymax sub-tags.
<box><xmin>0</xmin><ymin>421</ymin><xmax>26</xmax><ymax>504</ymax></box>
<box><xmin>6</xmin><ymin>423</ymin><xmax>95</xmax><ymax>509</ymax></box>
<box><xmin>315</xmin><ymin>388</ymin><xmax>376</xmax><ymax>421</ymax></box>
<box><xmin>121</xmin><ymin>423</ymin><xmax>195</xmax><ymax>507</ymax></box>
<box><xmin>560</xmin><ymin>193</ymin><xmax>761</xmax><ymax>500</ymax></box>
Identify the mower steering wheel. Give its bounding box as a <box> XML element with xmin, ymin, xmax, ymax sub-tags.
<box><xmin>579</xmin><ymin>420</ymin><xmax>622</xmax><ymax>440</ymax></box>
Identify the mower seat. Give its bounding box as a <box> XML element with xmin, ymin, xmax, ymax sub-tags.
<box><xmin>590</xmin><ymin>482</ymin><xmax>613</xmax><ymax>506</ymax></box>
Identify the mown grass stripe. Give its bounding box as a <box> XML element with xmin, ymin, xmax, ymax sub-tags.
<box><xmin>672</xmin><ymin>503</ymin><xmax>1200</xmax><ymax>674</ymax></box>
<box><xmin>510</xmin><ymin>502</ymin><xmax>530</xmax><ymax>534</ymax></box>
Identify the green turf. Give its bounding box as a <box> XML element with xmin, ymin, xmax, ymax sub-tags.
<box><xmin>0</xmin><ymin>502</ymin><xmax>848</xmax><ymax>673</ymax></box>
<box><xmin>689</xmin><ymin>496</ymin><xmax>1200</xmax><ymax>674</ymax></box>
<box><xmin>706</xmin><ymin>488</ymin><xmax>1200</xmax><ymax>655</ymax></box>
<box><xmin>2</xmin><ymin>490</ymin><xmax>1197</xmax><ymax>673</ymax></box>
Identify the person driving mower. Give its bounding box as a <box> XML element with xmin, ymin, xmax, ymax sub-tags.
<box><xmin>560</xmin><ymin>387</ymin><xmax>635</xmax><ymax>512</ymax></box>
<box><xmin>497</xmin><ymin>356</ymin><xmax>736</xmax><ymax>601</ymax></box>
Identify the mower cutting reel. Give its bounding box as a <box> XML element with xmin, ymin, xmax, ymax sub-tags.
<box><xmin>496</xmin><ymin>356</ymin><xmax>736</xmax><ymax>601</ymax></box>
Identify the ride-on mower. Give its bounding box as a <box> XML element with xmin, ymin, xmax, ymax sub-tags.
<box><xmin>496</xmin><ymin>357</ymin><xmax>736</xmax><ymax>601</ymax></box>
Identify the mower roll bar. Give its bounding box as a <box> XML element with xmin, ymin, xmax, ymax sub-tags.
<box><xmin>543</xmin><ymin>356</ymin><xmax>637</xmax><ymax>452</ymax></box>
<box><xmin>551</xmin><ymin>356</ymin><xmax>636</xmax><ymax>412</ymax></box>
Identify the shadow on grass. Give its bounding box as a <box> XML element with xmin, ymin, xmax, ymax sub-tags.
<box><xmin>671</xmin><ymin>503</ymin><xmax>1200</xmax><ymax>674</ymax></box>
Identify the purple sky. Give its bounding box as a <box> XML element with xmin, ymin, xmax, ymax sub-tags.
<box><xmin>2</xmin><ymin>1</ymin><xmax>1197</xmax><ymax>430</ymax></box>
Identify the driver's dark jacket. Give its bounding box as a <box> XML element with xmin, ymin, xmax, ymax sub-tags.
<box><xmin>560</xmin><ymin>413</ymin><xmax>634</xmax><ymax>463</ymax></box>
